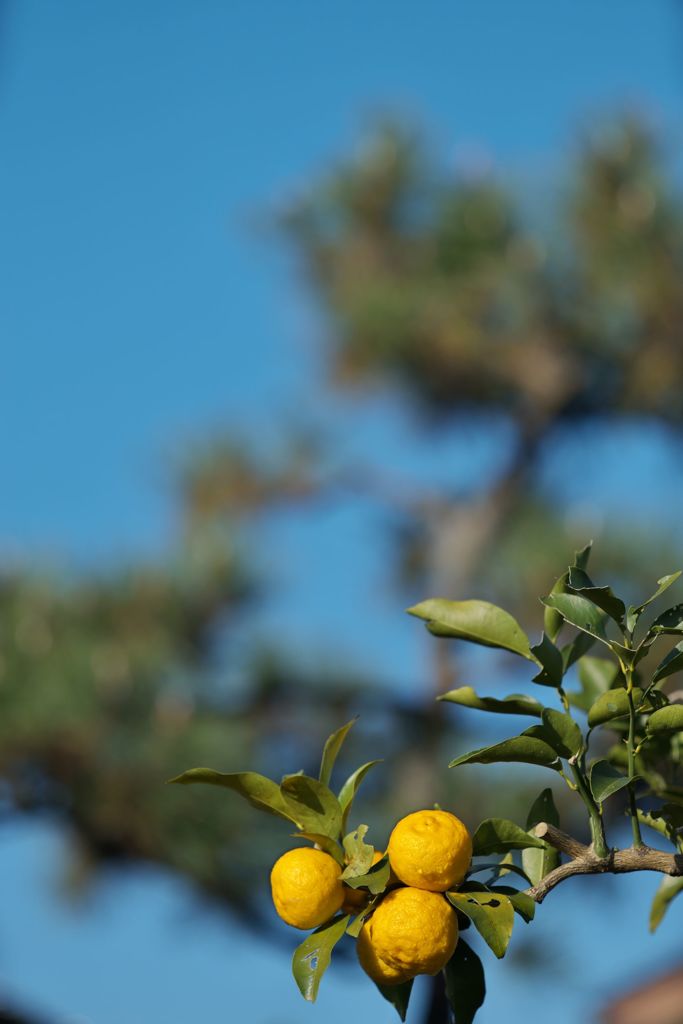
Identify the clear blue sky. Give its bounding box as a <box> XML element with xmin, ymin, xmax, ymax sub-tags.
<box><xmin>1</xmin><ymin>2</ymin><xmax>683</xmax><ymax>1022</ymax></box>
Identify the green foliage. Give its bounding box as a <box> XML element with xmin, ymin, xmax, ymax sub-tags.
<box><xmin>443</xmin><ymin>940</ymin><xmax>486</xmax><ymax>1024</ymax></box>
<box><xmin>437</xmin><ymin>687</ymin><xmax>543</xmax><ymax>717</ymax></box>
<box><xmin>522</xmin><ymin>789</ymin><xmax>560</xmax><ymax>886</ymax></box>
<box><xmin>471</xmin><ymin>818</ymin><xmax>546</xmax><ymax>856</ymax></box>
<box><xmin>292</xmin><ymin>914</ymin><xmax>350</xmax><ymax>1001</ymax></box>
<box><xmin>447</xmin><ymin>885</ymin><xmax>514</xmax><ymax>959</ymax></box>
<box><xmin>408</xmin><ymin>599</ymin><xmax>534</xmax><ymax>660</ymax></box>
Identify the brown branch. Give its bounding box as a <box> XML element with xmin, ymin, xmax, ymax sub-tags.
<box><xmin>525</xmin><ymin>822</ymin><xmax>683</xmax><ymax>904</ymax></box>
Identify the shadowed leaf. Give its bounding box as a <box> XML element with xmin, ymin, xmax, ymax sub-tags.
<box><xmin>443</xmin><ymin>938</ymin><xmax>486</xmax><ymax>1024</ymax></box>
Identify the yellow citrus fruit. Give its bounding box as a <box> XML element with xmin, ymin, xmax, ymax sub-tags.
<box><xmin>357</xmin><ymin>923</ymin><xmax>414</xmax><ymax>986</ymax></box>
<box><xmin>388</xmin><ymin>809</ymin><xmax>472</xmax><ymax>892</ymax></box>
<box><xmin>342</xmin><ymin>849</ymin><xmax>384</xmax><ymax>914</ymax></box>
<box><xmin>270</xmin><ymin>847</ymin><xmax>344</xmax><ymax>929</ymax></box>
<box><xmin>358</xmin><ymin>887</ymin><xmax>458</xmax><ymax>980</ymax></box>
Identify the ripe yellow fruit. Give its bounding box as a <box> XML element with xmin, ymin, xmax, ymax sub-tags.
<box><xmin>270</xmin><ymin>847</ymin><xmax>344</xmax><ymax>929</ymax></box>
<box><xmin>388</xmin><ymin>809</ymin><xmax>472</xmax><ymax>892</ymax></box>
<box><xmin>342</xmin><ymin>849</ymin><xmax>384</xmax><ymax>915</ymax></box>
<box><xmin>357</xmin><ymin>887</ymin><xmax>458</xmax><ymax>981</ymax></box>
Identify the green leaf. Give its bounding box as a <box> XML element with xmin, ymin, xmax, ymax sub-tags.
<box><xmin>589</xmin><ymin>760</ymin><xmax>632</xmax><ymax>805</ymax></box>
<box><xmin>653</xmin><ymin>642</ymin><xmax>683</xmax><ymax>684</ymax></box>
<box><xmin>291</xmin><ymin>914</ymin><xmax>349</xmax><ymax>1002</ymax></box>
<box><xmin>530</xmin><ymin>633</ymin><xmax>564</xmax><ymax>687</ymax></box>
<box><xmin>573</xmin><ymin>541</ymin><xmax>593</xmax><ymax>570</ymax></box>
<box><xmin>522</xmin><ymin>788</ymin><xmax>560</xmax><ymax>886</ymax></box>
<box><xmin>490</xmin><ymin>885</ymin><xmax>536</xmax><ymax>923</ymax></box>
<box><xmin>541</xmin><ymin>708</ymin><xmax>583</xmax><ymax>758</ymax></box>
<box><xmin>630</xmin><ymin>573</ymin><xmax>682</xmax><ymax>632</ymax></box>
<box><xmin>319</xmin><ymin>718</ymin><xmax>357</xmax><ymax>788</ymax></box>
<box><xmin>292</xmin><ymin>833</ymin><xmax>345</xmax><ymax>865</ymax></box>
<box><xmin>407</xmin><ymin>598</ymin><xmax>534</xmax><ymax>661</ymax></box>
<box><xmin>525</xmin><ymin>787</ymin><xmax>560</xmax><ymax>830</ymax></box>
<box><xmin>167</xmin><ymin>768</ymin><xmax>298</xmax><ymax>824</ymax></box>
<box><xmin>342</xmin><ymin>824</ymin><xmax>374</xmax><ymax>879</ymax></box>
<box><xmin>566</xmin><ymin>567</ymin><xmax>626</xmax><ymax>627</ymax></box>
<box><xmin>281</xmin><ymin>774</ymin><xmax>343</xmax><ymax>839</ymax></box>
<box><xmin>375</xmin><ymin>979</ymin><xmax>414</xmax><ymax>1022</ymax></box>
<box><xmin>472</xmin><ymin>818</ymin><xmax>546</xmax><ymax>856</ymax></box>
<box><xmin>437</xmin><ymin>686</ymin><xmax>543</xmax><ymax>717</ymax></box>
<box><xmin>649</xmin><ymin>875</ymin><xmax>683</xmax><ymax>933</ymax></box>
<box><xmin>541</xmin><ymin>593</ymin><xmax>608</xmax><ymax>646</ymax></box>
<box><xmin>343</xmin><ymin>855</ymin><xmax>391</xmax><ymax>895</ymax></box>
<box><xmin>450</xmin><ymin>729</ymin><xmax>561</xmax><ymax>771</ymax></box>
<box><xmin>561</xmin><ymin>630</ymin><xmax>597</xmax><ymax>673</ymax></box>
<box><xmin>468</xmin><ymin>861</ymin><xmax>533</xmax><ymax>885</ymax></box>
<box><xmin>447</xmin><ymin>885</ymin><xmax>514</xmax><ymax>959</ymax></box>
<box><xmin>587</xmin><ymin>687</ymin><xmax>644</xmax><ymax>729</ymax></box>
<box><xmin>646</xmin><ymin>600</ymin><xmax>683</xmax><ymax>636</ymax></box>
<box><xmin>338</xmin><ymin>760</ymin><xmax>382</xmax><ymax>832</ymax></box>
<box><xmin>569</xmin><ymin>657</ymin><xmax>620</xmax><ymax>712</ymax></box>
<box><xmin>544</xmin><ymin>573</ymin><xmax>568</xmax><ymax>642</ymax></box>
<box><xmin>646</xmin><ymin>705</ymin><xmax>683</xmax><ymax>736</ymax></box>
<box><xmin>443</xmin><ymin>939</ymin><xmax>486</xmax><ymax>1024</ymax></box>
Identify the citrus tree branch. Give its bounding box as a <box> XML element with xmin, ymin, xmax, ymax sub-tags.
<box><xmin>525</xmin><ymin>822</ymin><xmax>683</xmax><ymax>904</ymax></box>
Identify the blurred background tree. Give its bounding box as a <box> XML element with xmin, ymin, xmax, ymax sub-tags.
<box><xmin>3</xmin><ymin>112</ymin><xmax>683</xmax><ymax>1022</ymax></box>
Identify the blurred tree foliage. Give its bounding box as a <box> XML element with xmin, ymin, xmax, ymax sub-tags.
<box><xmin>2</xmin><ymin>117</ymin><xmax>683</xmax><ymax>967</ymax></box>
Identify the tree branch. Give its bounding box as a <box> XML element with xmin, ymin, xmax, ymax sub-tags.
<box><xmin>525</xmin><ymin>822</ymin><xmax>683</xmax><ymax>904</ymax></box>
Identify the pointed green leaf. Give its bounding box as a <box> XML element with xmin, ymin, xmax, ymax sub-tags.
<box><xmin>338</xmin><ymin>760</ymin><xmax>382</xmax><ymax>832</ymax></box>
<box><xmin>407</xmin><ymin>598</ymin><xmax>534</xmax><ymax>660</ymax></box>
<box><xmin>522</xmin><ymin>788</ymin><xmax>560</xmax><ymax>886</ymax></box>
<box><xmin>649</xmin><ymin>875</ymin><xmax>683</xmax><ymax>933</ymax></box>
<box><xmin>653</xmin><ymin>642</ymin><xmax>683</xmax><ymax>684</ymax></box>
<box><xmin>567</xmin><ymin>567</ymin><xmax>626</xmax><ymax>627</ymax></box>
<box><xmin>281</xmin><ymin>774</ymin><xmax>342</xmax><ymax>839</ymax></box>
<box><xmin>472</xmin><ymin>818</ymin><xmax>546</xmax><ymax>856</ymax></box>
<box><xmin>573</xmin><ymin>542</ymin><xmax>593</xmax><ymax>570</ymax></box>
<box><xmin>342</xmin><ymin>824</ymin><xmax>374</xmax><ymax>879</ymax></box>
<box><xmin>450</xmin><ymin>730</ymin><xmax>561</xmax><ymax>771</ymax></box>
<box><xmin>540</xmin><ymin>708</ymin><xmax>583</xmax><ymax>758</ymax></box>
<box><xmin>437</xmin><ymin>686</ymin><xmax>543</xmax><ymax>717</ymax></box>
<box><xmin>544</xmin><ymin>572</ymin><xmax>568</xmax><ymax>642</ymax></box>
<box><xmin>531</xmin><ymin>633</ymin><xmax>564</xmax><ymax>687</ymax></box>
<box><xmin>646</xmin><ymin>705</ymin><xmax>683</xmax><ymax>736</ymax></box>
<box><xmin>292</xmin><ymin>833</ymin><xmax>345</xmax><ymax>865</ymax></box>
<box><xmin>443</xmin><ymin>938</ymin><xmax>486</xmax><ymax>1024</ymax></box>
<box><xmin>631</xmin><ymin>574</ymin><xmax>682</xmax><ymax>632</ymax></box>
<box><xmin>447</xmin><ymin>885</ymin><xmax>514</xmax><ymax>959</ymax></box>
<box><xmin>646</xmin><ymin>600</ymin><xmax>683</xmax><ymax>636</ymax></box>
<box><xmin>167</xmin><ymin>768</ymin><xmax>299</xmax><ymax>824</ymax></box>
<box><xmin>319</xmin><ymin>718</ymin><xmax>357</xmax><ymax>788</ymax></box>
<box><xmin>542</xmin><ymin>593</ymin><xmax>608</xmax><ymax>646</ymax></box>
<box><xmin>450</xmin><ymin>736</ymin><xmax>561</xmax><ymax>770</ymax></box>
<box><xmin>589</xmin><ymin>760</ymin><xmax>632</xmax><ymax>805</ymax></box>
<box><xmin>375</xmin><ymin>979</ymin><xmax>414</xmax><ymax>1022</ymax></box>
<box><xmin>292</xmin><ymin>914</ymin><xmax>350</xmax><ymax>1002</ymax></box>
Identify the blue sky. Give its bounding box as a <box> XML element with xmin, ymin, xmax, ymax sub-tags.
<box><xmin>2</xmin><ymin>1</ymin><xmax>683</xmax><ymax>1021</ymax></box>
